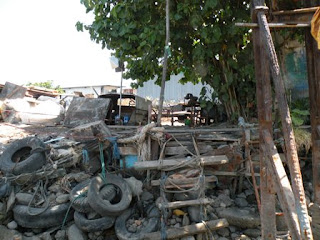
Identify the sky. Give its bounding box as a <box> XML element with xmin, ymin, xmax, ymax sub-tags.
<box><xmin>0</xmin><ymin>0</ymin><xmax>131</xmax><ymax>88</ymax></box>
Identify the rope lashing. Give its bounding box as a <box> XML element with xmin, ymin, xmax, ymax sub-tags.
<box><xmin>99</xmin><ymin>142</ymin><xmax>106</xmax><ymax>181</ymax></box>
<box><xmin>105</xmin><ymin>137</ymin><xmax>120</xmax><ymax>160</ymax></box>
<box><xmin>61</xmin><ymin>191</ymin><xmax>88</xmax><ymax>229</ymax></box>
<box><xmin>82</xmin><ymin>148</ymin><xmax>90</xmax><ymax>164</ymax></box>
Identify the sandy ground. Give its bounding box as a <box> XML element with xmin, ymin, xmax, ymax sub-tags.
<box><xmin>0</xmin><ymin>122</ymin><xmax>69</xmax><ymax>153</ymax></box>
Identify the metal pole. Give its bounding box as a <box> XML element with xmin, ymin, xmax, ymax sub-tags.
<box><xmin>118</xmin><ymin>68</ymin><xmax>123</xmax><ymax>125</ymax></box>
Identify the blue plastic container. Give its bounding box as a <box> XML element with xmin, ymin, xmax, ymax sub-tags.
<box><xmin>120</xmin><ymin>155</ymin><xmax>138</xmax><ymax>168</ymax></box>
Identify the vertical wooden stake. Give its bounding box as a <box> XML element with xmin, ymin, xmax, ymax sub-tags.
<box><xmin>252</xmin><ymin>7</ymin><xmax>276</xmax><ymax>236</ymax></box>
<box><xmin>157</xmin><ymin>0</ymin><xmax>170</xmax><ymax>126</ymax></box>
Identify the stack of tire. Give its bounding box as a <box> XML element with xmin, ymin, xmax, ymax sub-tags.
<box><xmin>70</xmin><ymin>174</ymin><xmax>132</xmax><ymax>233</ymax></box>
<box><xmin>70</xmin><ymin>174</ymin><xmax>160</xmax><ymax>239</ymax></box>
<box><xmin>0</xmin><ymin>137</ymin><xmax>73</xmax><ymax>229</ymax></box>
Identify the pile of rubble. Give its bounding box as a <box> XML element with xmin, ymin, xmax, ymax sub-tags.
<box><xmin>0</xmin><ymin>116</ymin><xmax>316</xmax><ymax>240</ymax></box>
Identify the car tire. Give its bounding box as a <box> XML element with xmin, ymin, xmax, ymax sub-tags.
<box><xmin>74</xmin><ymin>211</ymin><xmax>115</xmax><ymax>232</ymax></box>
<box><xmin>70</xmin><ymin>179</ymin><xmax>116</xmax><ymax>213</ymax></box>
<box><xmin>88</xmin><ymin>174</ymin><xmax>132</xmax><ymax>216</ymax></box>
<box><xmin>13</xmin><ymin>203</ymin><xmax>72</xmax><ymax>228</ymax></box>
<box><xmin>0</xmin><ymin>137</ymin><xmax>46</xmax><ymax>175</ymax></box>
<box><xmin>115</xmin><ymin>204</ymin><xmax>160</xmax><ymax>240</ymax></box>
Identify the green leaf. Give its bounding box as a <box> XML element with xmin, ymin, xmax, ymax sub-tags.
<box><xmin>212</xmin><ymin>26</ymin><xmax>221</xmax><ymax>43</ymax></box>
<box><xmin>291</xmin><ymin>109</ymin><xmax>309</xmax><ymax>116</ymax></box>
<box><xmin>75</xmin><ymin>21</ymin><xmax>83</xmax><ymax>32</ymax></box>
<box><xmin>174</xmin><ymin>13</ymin><xmax>182</xmax><ymax>21</ymax></box>
<box><xmin>222</xmin><ymin>94</ymin><xmax>229</xmax><ymax>102</ymax></box>
<box><xmin>205</xmin><ymin>0</ymin><xmax>218</xmax><ymax>9</ymax></box>
<box><xmin>292</xmin><ymin>115</ymin><xmax>304</xmax><ymax>126</ymax></box>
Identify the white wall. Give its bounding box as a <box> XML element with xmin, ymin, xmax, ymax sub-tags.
<box><xmin>63</xmin><ymin>86</ymin><xmax>117</xmax><ymax>97</ymax></box>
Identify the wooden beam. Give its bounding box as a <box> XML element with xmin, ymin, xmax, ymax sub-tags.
<box><xmin>272</xmin><ymin>7</ymin><xmax>318</xmax><ymax>16</ymax></box>
<box><xmin>151</xmin><ymin>175</ymin><xmax>218</xmax><ymax>188</ymax></box>
<box><xmin>141</xmin><ymin>219</ymin><xmax>229</xmax><ymax>240</ymax></box>
<box><xmin>159</xmin><ymin>198</ymin><xmax>213</xmax><ymax>209</ymax></box>
<box><xmin>262</xmin><ymin>130</ymin><xmax>302</xmax><ymax>240</ymax></box>
<box><xmin>118</xmin><ymin>146</ymin><xmax>137</xmax><ymax>156</ymax></box>
<box><xmin>133</xmin><ymin>155</ymin><xmax>228</xmax><ymax>171</ymax></box>
<box><xmin>255</xmin><ymin>4</ymin><xmax>313</xmax><ymax>238</ymax></box>
<box><xmin>306</xmin><ymin>28</ymin><xmax>320</xmax><ymax>205</ymax></box>
<box><xmin>211</xmin><ymin>171</ymin><xmax>260</xmax><ymax>177</ymax></box>
<box><xmin>235</xmin><ymin>22</ymin><xmax>310</xmax><ymax>28</ymax></box>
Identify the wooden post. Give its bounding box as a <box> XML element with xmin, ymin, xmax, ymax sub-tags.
<box><xmin>305</xmin><ymin>21</ymin><xmax>320</xmax><ymax>208</ymax></box>
<box><xmin>305</xmin><ymin>18</ymin><xmax>320</xmax><ymax>240</ymax></box>
<box><xmin>254</xmin><ymin>1</ymin><xmax>313</xmax><ymax>238</ymax></box>
<box><xmin>262</xmin><ymin>130</ymin><xmax>302</xmax><ymax>240</ymax></box>
<box><xmin>156</xmin><ymin>0</ymin><xmax>170</xmax><ymax>126</ymax></box>
<box><xmin>133</xmin><ymin>155</ymin><xmax>228</xmax><ymax>171</ymax></box>
<box><xmin>142</xmin><ymin>219</ymin><xmax>229</xmax><ymax>240</ymax></box>
<box><xmin>252</xmin><ymin>0</ymin><xmax>276</xmax><ymax>237</ymax></box>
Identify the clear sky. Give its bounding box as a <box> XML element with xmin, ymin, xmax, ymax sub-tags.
<box><xmin>0</xmin><ymin>0</ymin><xmax>130</xmax><ymax>88</ymax></box>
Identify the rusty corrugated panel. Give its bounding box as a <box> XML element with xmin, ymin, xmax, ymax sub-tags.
<box><xmin>63</xmin><ymin>97</ymin><xmax>111</xmax><ymax>128</ymax></box>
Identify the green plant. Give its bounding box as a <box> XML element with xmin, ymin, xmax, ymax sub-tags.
<box><xmin>291</xmin><ymin>108</ymin><xmax>309</xmax><ymax>127</ymax></box>
<box><xmin>27</xmin><ymin>80</ymin><xmax>65</xmax><ymax>93</ymax></box>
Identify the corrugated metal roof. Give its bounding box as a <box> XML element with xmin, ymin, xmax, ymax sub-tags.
<box><xmin>137</xmin><ymin>74</ymin><xmax>212</xmax><ymax>103</ymax></box>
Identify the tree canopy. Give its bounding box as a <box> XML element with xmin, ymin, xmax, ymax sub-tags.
<box><xmin>77</xmin><ymin>0</ymin><xmax>255</xmax><ymax>121</ymax></box>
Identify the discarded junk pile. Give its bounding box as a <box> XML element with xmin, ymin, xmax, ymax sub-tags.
<box><xmin>0</xmin><ymin>122</ymin><xmax>254</xmax><ymax>239</ymax></box>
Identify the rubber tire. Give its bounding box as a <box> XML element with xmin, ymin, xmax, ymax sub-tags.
<box><xmin>115</xmin><ymin>204</ymin><xmax>160</xmax><ymax>240</ymax></box>
<box><xmin>0</xmin><ymin>137</ymin><xmax>46</xmax><ymax>175</ymax></box>
<box><xmin>13</xmin><ymin>203</ymin><xmax>73</xmax><ymax>229</ymax></box>
<box><xmin>74</xmin><ymin>211</ymin><xmax>115</xmax><ymax>232</ymax></box>
<box><xmin>88</xmin><ymin>174</ymin><xmax>132</xmax><ymax>216</ymax></box>
<box><xmin>70</xmin><ymin>179</ymin><xmax>116</xmax><ymax>213</ymax></box>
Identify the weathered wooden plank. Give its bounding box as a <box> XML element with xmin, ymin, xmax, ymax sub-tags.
<box><xmin>263</xmin><ymin>130</ymin><xmax>302</xmax><ymax>240</ymax></box>
<box><xmin>142</xmin><ymin>219</ymin><xmax>229</xmax><ymax>240</ymax></box>
<box><xmin>159</xmin><ymin>198</ymin><xmax>213</xmax><ymax>209</ymax></box>
<box><xmin>118</xmin><ymin>146</ymin><xmax>138</xmax><ymax>156</ymax></box>
<box><xmin>164</xmin><ymin>144</ymin><xmax>213</xmax><ymax>156</ymax></box>
<box><xmin>272</xmin><ymin>7</ymin><xmax>317</xmax><ymax>25</ymax></box>
<box><xmin>133</xmin><ymin>155</ymin><xmax>228</xmax><ymax>171</ymax></box>
<box><xmin>255</xmin><ymin>3</ymin><xmax>313</xmax><ymax>238</ymax></box>
<box><xmin>151</xmin><ymin>175</ymin><xmax>218</xmax><ymax>187</ymax></box>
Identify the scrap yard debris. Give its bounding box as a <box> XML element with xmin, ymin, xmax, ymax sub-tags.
<box><xmin>0</xmin><ymin>112</ymin><xmax>316</xmax><ymax>240</ymax></box>
<box><xmin>0</xmin><ymin>81</ymin><xmax>317</xmax><ymax>239</ymax></box>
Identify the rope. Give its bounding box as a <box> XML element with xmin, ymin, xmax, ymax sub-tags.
<box><xmin>27</xmin><ymin>178</ymin><xmax>49</xmax><ymax>216</ymax></box>
<box><xmin>61</xmin><ymin>191</ymin><xmax>87</xmax><ymax>229</ymax></box>
<box><xmin>99</xmin><ymin>142</ymin><xmax>106</xmax><ymax>181</ymax></box>
<box><xmin>160</xmin><ymin>175</ymin><xmax>168</xmax><ymax>240</ymax></box>
<box><xmin>82</xmin><ymin>148</ymin><xmax>90</xmax><ymax>164</ymax></box>
<box><xmin>105</xmin><ymin>137</ymin><xmax>120</xmax><ymax>160</ymax></box>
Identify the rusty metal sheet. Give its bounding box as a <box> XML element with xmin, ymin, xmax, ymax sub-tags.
<box><xmin>0</xmin><ymin>82</ymin><xmax>26</xmax><ymax>99</ymax></box>
<box><xmin>63</xmin><ymin>97</ymin><xmax>111</xmax><ymax>128</ymax></box>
